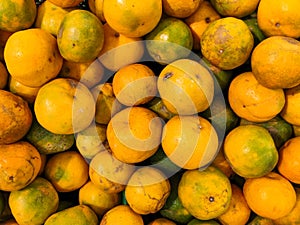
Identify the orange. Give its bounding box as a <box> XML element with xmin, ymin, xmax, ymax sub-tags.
<box><xmin>178</xmin><ymin>166</ymin><xmax>232</xmax><ymax>220</ymax></box>
<box><xmin>99</xmin><ymin>205</ymin><xmax>144</xmax><ymax>225</ymax></box>
<box><xmin>47</xmin><ymin>0</ymin><xmax>83</xmax><ymax>8</ymax></box>
<box><xmin>257</xmin><ymin>0</ymin><xmax>300</xmax><ymax>38</ymax></box>
<box><xmin>187</xmin><ymin>219</ymin><xmax>220</xmax><ymax>225</ymax></box>
<box><xmin>57</xmin><ymin>9</ymin><xmax>104</xmax><ymax>63</ymax></box>
<box><xmin>243</xmin><ymin>172</ymin><xmax>297</xmax><ymax>220</ymax></box>
<box><xmin>91</xmin><ymin>82</ymin><xmax>123</xmax><ymax>125</ymax></box>
<box><xmin>79</xmin><ymin>180</ymin><xmax>120</xmax><ymax>216</ymax></box>
<box><xmin>0</xmin><ymin>62</ymin><xmax>8</xmax><ymax>89</ymax></box>
<box><xmin>273</xmin><ymin>187</ymin><xmax>300</xmax><ymax>225</ymax></box>
<box><xmin>125</xmin><ymin>166</ymin><xmax>171</xmax><ymax>215</ymax></box>
<box><xmin>211</xmin><ymin>0</ymin><xmax>260</xmax><ymax>18</ymax></box>
<box><xmin>228</xmin><ymin>71</ymin><xmax>285</xmax><ymax>122</ymax></box>
<box><xmin>211</xmin><ymin>145</ymin><xmax>234</xmax><ymax>178</ymax></box>
<box><xmin>0</xmin><ymin>141</ymin><xmax>41</xmax><ymax>192</ymax></box>
<box><xmin>0</xmin><ymin>219</ymin><xmax>19</xmax><ymax>225</ymax></box>
<box><xmin>200</xmin><ymin>17</ymin><xmax>254</xmax><ymax>70</ymax></box>
<box><xmin>4</xmin><ymin>28</ymin><xmax>63</xmax><ymax>87</ymax></box>
<box><xmin>89</xmin><ymin>0</ymin><xmax>105</xmax><ymax>22</ymax></box>
<box><xmin>277</xmin><ymin>137</ymin><xmax>300</xmax><ymax>184</ymax></box>
<box><xmin>75</xmin><ymin>123</ymin><xmax>107</xmax><ymax>160</ymax></box>
<box><xmin>44</xmin><ymin>204</ymin><xmax>99</xmax><ymax>225</ymax></box>
<box><xmin>0</xmin><ymin>0</ymin><xmax>36</xmax><ymax>32</ymax></box>
<box><xmin>0</xmin><ymin>90</ymin><xmax>32</xmax><ymax>145</ymax></box>
<box><xmin>59</xmin><ymin>59</ymin><xmax>104</xmax><ymax>88</ymax></box>
<box><xmin>251</xmin><ymin>36</ymin><xmax>300</xmax><ymax>89</ymax></box>
<box><xmin>149</xmin><ymin>218</ymin><xmax>177</xmax><ymax>225</ymax></box>
<box><xmin>217</xmin><ymin>184</ymin><xmax>251</xmax><ymax>225</ymax></box>
<box><xmin>106</xmin><ymin>106</ymin><xmax>163</xmax><ymax>164</ymax></box>
<box><xmin>8</xmin><ymin>177</ymin><xmax>59</xmax><ymax>225</ymax></box>
<box><xmin>224</xmin><ymin>125</ymin><xmax>278</xmax><ymax>178</ymax></box>
<box><xmin>161</xmin><ymin>115</ymin><xmax>219</xmax><ymax>170</ymax></box>
<box><xmin>97</xmin><ymin>23</ymin><xmax>144</xmax><ymax>71</ymax></box>
<box><xmin>103</xmin><ymin>0</ymin><xmax>162</xmax><ymax>37</ymax></box>
<box><xmin>34</xmin><ymin>78</ymin><xmax>95</xmax><ymax>134</ymax></box>
<box><xmin>89</xmin><ymin>150</ymin><xmax>135</xmax><ymax>193</ymax></box>
<box><xmin>185</xmin><ymin>1</ymin><xmax>221</xmax><ymax>50</ymax></box>
<box><xmin>145</xmin><ymin>17</ymin><xmax>194</xmax><ymax>64</ymax></box>
<box><xmin>35</xmin><ymin>0</ymin><xmax>73</xmax><ymax>36</ymax></box>
<box><xmin>162</xmin><ymin>0</ymin><xmax>203</xmax><ymax>18</ymax></box>
<box><xmin>8</xmin><ymin>76</ymin><xmax>40</xmax><ymax>104</ymax></box>
<box><xmin>44</xmin><ymin>150</ymin><xmax>89</xmax><ymax>192</ymax></box>
<box><xmin>280</xmin><ymin>84</ymin><xmax>300</xmax><ymax>126</ymax></box>
<box><xmin>157</xmin><ymin>58</ymin><xmax>214</xmax><ymax>115</ymax></box>
<box><xmin>112</xmin><ymin>63</ymin><xmax>157</xmax><ymax>106</ymax></box>
<box><xmin>247</xmin><ymin>216</ymin><xmax>275</xmax><ymax>225</ymax></box>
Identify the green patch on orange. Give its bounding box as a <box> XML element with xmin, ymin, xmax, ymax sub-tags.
<box><xmin>0</xmin><ymin>0</ymin><xmax>37</xmax><ymax>32</ymax></box>
<box><xmin>145</xmin><ymin>17</ymin><xmax>193</xmax><ymax>64</ymax></box>
<box><xmin>57</xmin><ymin>9</ymin><xmax>104</xmax><ymax>63</ymax></box>
<box><xmin>178</xmin><ymin>166</ymin><xmax>232</xmax><ymax>220</ymax></box>
<box><xmin>224</xmin><ymin>125</ymin><xmax>278</xmax><ymax>178</ymax></box>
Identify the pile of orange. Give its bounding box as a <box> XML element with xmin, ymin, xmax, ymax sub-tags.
<box><xmin>0</xmin><ymin>0</ymin><xmax>300</xmax><ymax>224</ymax></box>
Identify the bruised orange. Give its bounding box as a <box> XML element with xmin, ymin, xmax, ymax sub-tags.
<box><xmin>200</xmin><ymin>17</ymin><xmax>254</xmax><ymax>70</ymax></box>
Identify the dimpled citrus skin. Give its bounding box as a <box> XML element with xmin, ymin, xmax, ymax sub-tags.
<box><xmin>200</xmin><ymin>17</ymin><xmax>254</xmax><ymax>70</ymax></box>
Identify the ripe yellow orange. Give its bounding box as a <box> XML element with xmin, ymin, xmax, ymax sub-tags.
<box><xmin>89</xmin><ymin>150</ymin><xmax>135</xmax><ymax>193</ymax></box>
<box><xmin>47</xmin><ymin>0</ymin><xmax>83</xmax><ymax>8</ymax></box>
<box><xmin>280</xmin><ymin>84</ymin><xmax>300</xmax><ymax>126</ymax></box>
<box><xmin>243</xmin><ymin>172</ymin><xmax>296</xmax><ymax>220</ymax></box>
<box><xmin>162</xmin><ymin>0</ymin><xmax>203</xmax><ymax>18</ymax></box>
<box><xmin>44</xmin><ymin>150</ymin><xmax>89</xmax><ymax>192</ymax></box>
<box><xmin>228</xmin><ymin>71</ymin><xmax>285</xmax><ymax>122</ymax></box>
<box><xmin>185</xmin><ymin>1</ymin><xmax>221</xmax><ymax>50</ymax></box>
<box><xmin>106</xmin><ymin>106</ymin><xmax>163</xmax><ymax>164</ymax></box>
<box><xmin>257</xmin><ymin>0</ymin><xmax>300</xmax><ymax>38</ymax></box>
<box><xmin>34</xmin><ymin>78</ymin><xmax>95</xmax><ymax>135</ymax></box>
<box><xmin>251</xmin><ymin>36</ymin><xmax>300</xmax><ymax>89</ymax></box>
<box><xmin>277</xmin><ymin>137</ymin><xmax>300</xmax><ymax>184</ymax></box>
<box><xmin>97</xmin><ymin>23</ymin><xmax>144</xmax><ymax>71</ymax></box>
<box><xmin>79</xmin><ymin>181</ymin><xmax>120</xmax><ymax>216</ymax></box>
<box><xmin>161</xmin><ymin>115</ymin><xmax>219</xmax><ymax>170</ymax></box>
<box><xmin>4</xmin><ymin>28</ymin><xmax>63</xmax><ymax>87</ymax></box>
<box><xmin>125</xmin><ymin>166</ymin><xmax>170</xmax><ymax>215</ymax></box>
<box><xmin>35</xmin><ymin>0</ymin><xmax>73</xmax><ymax>36</ymax></box>
<box><xmin>100</xmin><ymin>205</ymin><xmax>144</xmax><ymax>225</ymax></box>
<box><xmin>157</xmin><ymin>58</ymin><xmax>214</xmax><ymax>115</ymax></box>
<box><xmin>112</xmin><ymin>63</ymin><xmax>157</xmax><ymax>106</ymax></box>
<box><xmin>217</xmin><ymin>184</ymin><xmax>251</xmax><ymax>225</ymax></box>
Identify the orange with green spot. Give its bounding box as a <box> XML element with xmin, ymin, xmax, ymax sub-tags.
<box><xmin>8</xmin><ymin>177</ymin><xmax>59</xmax><ymax>225</ymax></box>
<box><xmin>145</xmin><ymin>17</ymin><xmax>193</xmax><ymax>64</ymax></box>
<box><xmin>103</xmin><ymin>0</ymin><xmax>162</xmax><ymax>38</ymax></box>
<box><xmin>44</xmin><ymin>205</ymin><xmax>99</xmax><ymax>225</ymax></box>
<box><xmin>224</xmin><ymin>125</ymin><xmax>278</xmax><ymax>178</ymax></box>
<box><xmin>201</xmin><ymin>17</ymin><xmax>254</xmax><ymax>70</ymax></box>
<box><xmin>178</xmin><ymin>166</ymin><xmax>232</xmax><ymax>220</ymax></box>
<box><xmin>57</xmin><ymin>9</ymin><xmax>104</xmax><ymax>63</ymax></box>
<box><xmin>0</xmin><ymin>0</ymin><xmax>36</xmax><ymax>32</ymax></box>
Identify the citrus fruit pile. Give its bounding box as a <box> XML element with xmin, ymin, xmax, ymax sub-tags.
<box><xmin>1</xmin><ymin>0</ymin><xmax>300</xmax><ymax>224</ymax></box>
